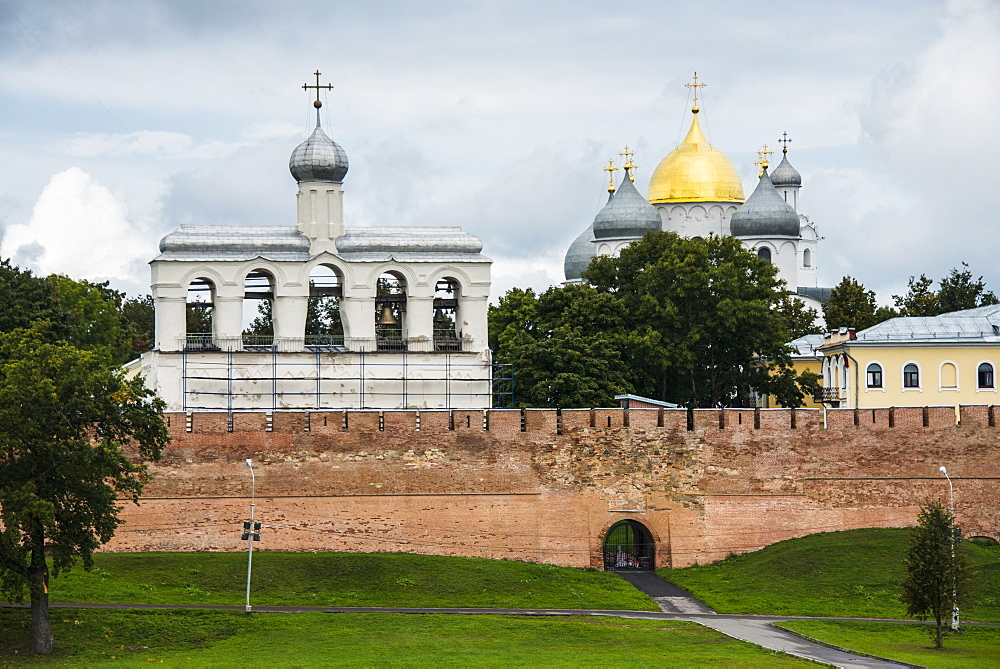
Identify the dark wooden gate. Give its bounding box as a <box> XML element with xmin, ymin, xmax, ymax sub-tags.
<box><xmin>602</xmin><ymin>520</ymin><xmax>654</xmax><ymax>571</ymax></box>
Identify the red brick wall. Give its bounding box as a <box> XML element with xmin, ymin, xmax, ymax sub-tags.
<box><xmin>109</xmin><ymin>406</ymin><xmax>1000</xmax><ymax>569</ymax></box>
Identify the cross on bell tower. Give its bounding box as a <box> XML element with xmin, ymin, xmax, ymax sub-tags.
<box><xmin>303</xmin><ymin>70</ymin><xmax>334</xmax><ymax>109</ymax></box>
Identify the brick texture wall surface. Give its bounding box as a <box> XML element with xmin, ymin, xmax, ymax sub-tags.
<box><xmin>108</xmin><ymin>407</ymin><xmax>1000</xmax><ymax>569</ymax></box>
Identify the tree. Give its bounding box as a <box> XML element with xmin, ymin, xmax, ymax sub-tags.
<box><xmin>600</xmin><ymin>232</ymin><xmax>813</xmax><ymax>406</ymax></box>
<box><xmin>893</xmin><ymin>263</ymin><xmax>999</xmax><ymax>317</ymax></box>
<box><xmin>0</xmin><ymin>259</ymin><xmax>156</xmax><ymax>365</ymax></box>
<box><xmin>894</xmin><ymin>274</ymin><xmax>939</xmax><ymax>317</ymax></box>
<box><xmin>0</xmin><ymin>328</ymin><xmax>169</xmax><ymax>654</ymax></box>
<box><xmin>119</xmin><ymin>294</ymin><xmax>155</xmax><ymax>362</ymax></box>
<box><xmin>777</xmin><ymin>296</ymin><xmax>822</xmax><ymax>340</ymax></box>
<box><xmin>0</xmin><ymin>259</ymin><xmax>62</xmax><ymax>335</ymax></box>
<box><xmin>900</xmin><ymin>498</ymin><xmax>970</xmax><ymax>649</ymax></box>
<box><xmin>46</xmin><ymin>275</ymin><xmax>123</xmax><ymax>357</ymax></box>
<box><xmin>937</xmin><ymin>262</ymin><xmax>998</xmax><ymax>314</ymax></box>
<box><xmin>824</xmin><ymin>276</ymin><xmax>877</xmax><ymax>330</ymax></box>
<box><xmin>489</xmin><ymin>286</ymin><xmax>634</xmax><ymax>407</ymax></box>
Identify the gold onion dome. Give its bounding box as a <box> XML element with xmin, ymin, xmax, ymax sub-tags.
<box><xmin>647</xmin><ymin>110</ymin><xmax>744</xmax><ymax>204</ymax></box>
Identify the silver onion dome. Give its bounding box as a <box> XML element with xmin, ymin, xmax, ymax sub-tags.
<box><xmin>770</xmin><ymin>152</ymin><xmax>802</xmax><ymax>187</ymax></box>
<box><xmin>289</xmin><ymin>118</ymin><xmax>349</xmax><ymax>183</ymax></box>
<box><xmin>564</xmin><ymin>224</ymin><xmax>597</xmax><ymax>281</ymax></box>
<box><xmin>592</xmin><ymin>176</ymin><xmax>661</xmax><ymax>240</ymax></box>
<box><xmin>730</xmin><ymin>168</ymin><xmax>800</xmax><ymax>237</ymax></box>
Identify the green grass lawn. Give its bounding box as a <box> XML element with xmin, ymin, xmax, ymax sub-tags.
<box><xmin>661</xmin><ymin>528</ymin><xmax>1000</xmax><ymax>620</ymax></box>
<box><xmin>0</xmin><ymin>609</ymin><xmax>812</xmax><ymax>667</ymax></box>
<box><xmin>777</xmin><ymin>620</ymin><xmax>1000</xmax><ymax>668</ymax></box>
<box><xmin>48</xmin><ymin>551</ymin><xmax>657</xmax><ymax>611</ymax></box>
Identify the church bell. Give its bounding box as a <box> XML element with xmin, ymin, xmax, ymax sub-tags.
<box><xmin>378</xmin><ymin>306</ymin><xmax>399</xmax><ymax>325</ymax></box>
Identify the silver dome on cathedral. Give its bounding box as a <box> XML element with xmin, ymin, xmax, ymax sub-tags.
<box><xmin>564</xmin><ymin>224</ymin><xmax>596</xmax><ymax>282</ymax></box>
<box><xmin>289</xmin><ymin>118</ymin><xmax>349</xmax><ymax>183</ymax></box>
<box><xmin>770</xmin><ymin>152</ymin><xmax>801</xmax><ymax>187</ymax></box>
<box><xmin>730</xmin><ymin>168</ymin><xmax>800</xmax><ymax>237</ymax></box>
<box><xmin>592</xmin><ymin>176</ymin><xmax>660</xmax><ymax>240</ymax></box>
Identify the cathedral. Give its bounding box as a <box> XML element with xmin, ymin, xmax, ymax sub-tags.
<box><xmin>135</xmin><ymin>74</ymin><xmax>494</xmax><ymax>412</ymax></box>
<box><xmin>564</xmin><ymin>76</ymin><xmax>826</xmax><ymax>315</ymax></box>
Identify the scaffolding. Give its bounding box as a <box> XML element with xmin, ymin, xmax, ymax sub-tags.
<box><xmin>178</xmin><ymin>348</ymin><xmax>514</xmax><ymax>410</ymax></box>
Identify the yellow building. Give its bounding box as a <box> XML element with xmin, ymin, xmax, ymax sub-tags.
<box><xmin>815</xmin><ymin>306</ymin><xmax>1000</xmax><ymax>408</ymax></box>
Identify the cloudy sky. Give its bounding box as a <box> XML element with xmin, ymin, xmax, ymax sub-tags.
<box><xmin>1</xmin><ymin>0</ymin><xmax>998</xmax><ymax>305</ymax></box>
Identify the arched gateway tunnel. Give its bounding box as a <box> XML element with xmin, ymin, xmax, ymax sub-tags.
<box><xmin>602</xmin><ymin>520</ymin><xmax>656</xmax><ymax>571</ymax></box>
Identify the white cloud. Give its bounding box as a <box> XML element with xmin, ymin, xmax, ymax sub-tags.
<box><xmin>0</xmin><ymin>168</ymin><xmax>153</xmax><ymax>293</ymax></box>
<box><xmin>63</xmin><ymin>130</ymin><xmax>248</xmax><ymax>161</ymax></box>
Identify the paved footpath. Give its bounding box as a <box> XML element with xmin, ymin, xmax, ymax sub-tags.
<box><xmin>614</xmin><ymin>571</ymin><xmax>910</xmax><ymax>668</ymax></box>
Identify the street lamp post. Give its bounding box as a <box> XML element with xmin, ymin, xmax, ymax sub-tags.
<box><xmin>244</xmin><ymin>458</ymin><xmax>256</xmax><ymax>613</ymax></box>
<box><xmin>939</xmin><ymin>466</ymin><xmax>959</xmax><ymax>632</ymax></box>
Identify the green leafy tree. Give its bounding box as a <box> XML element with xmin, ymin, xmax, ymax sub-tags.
<box><xmin>777</xmin><ymin>296</ymin><xmax>822</xmax><ymax>340</ymax></box>
<box><xmin>583</xmin><ymin>232</ymin><xmax>811</xmax><ymax>408</ymax></box>
<box><xmin>489</xmin><ymin>285</ymin><xmax>633</xmax><ymax>407</ymax></box>
<box><xmin>893</xmin><ymin>263</ymin><xmax>998</xmax><ymax>317</ymax></box>
<box><xmin>119</xmin><ymin>294</ymin><xmax>155</xmax><ymax>361</ymax></box>
<box><xmin>823</xmin><ymin>276</ymin><xmax>883</xmax><ymax>331</ymax></box>
<box><xmin>894</xmin><ymin>274</ymin><xmax>939</xmax><ymax>317</ymax></box>
<box><xmin>46</xmin><ymin>275</ymin><xmax>123</xmax><ymax>357</ymax></box>
<box><xmin>900</xmin><ymin>498</ymin><xmax>970</xmax><ymax>649</ymax></box>
<box><xmin>937</xmin><ymin>262</ymin><xmax>998</xmax><ymax>314</ymax></box>
<box><xmin>0</xmin><ymin>328</ymin><xmax>169</xmax><ymax>654</ymax></box>
<box><xmin>0</xmin><ymin>259</ymin><xmax>62</xmax><ymax>335</ymax></box>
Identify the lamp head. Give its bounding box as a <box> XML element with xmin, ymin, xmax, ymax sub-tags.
<box><xmin>245</xmin><ymin>458</ymin><xmax>253</xmax><ymax>468</ymax></box>
<box><xmin>939</xmin><ymin>466</ymin><xmax>948</xmax><ymax>475</ymax></box>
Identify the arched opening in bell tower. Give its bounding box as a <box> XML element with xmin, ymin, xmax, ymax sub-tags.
<box><xmin>433</xmin><ymin>277</ymin><xmax>461</xmax><ymax>351</ymax></box>
<box><xmin>185</xmin><ymin>277</ymin><xmax>216</xmax><ymax>350</ymax></box>
<box><xmin>602</xmin><ymin>520</ymin><xmax>655</xmax><ymax>571</ymax></box>
<box><xmin>375</xmin><ymin>271</ymin><xmax>407</xmax><ymax>351</ymax></box>
<box><xmin>307</xmin><ymin>264</ymin><xmax>344</xmax><ymax>347</ymax></box>
<box><xmin>242</xmin><ymin>269</ymin><xmax>276</xmax><ymax>349</ymax></box>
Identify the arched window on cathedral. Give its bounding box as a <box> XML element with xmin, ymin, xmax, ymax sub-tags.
<box><xmin>307</xmin><ymin>264</ymin><xmax>344</xmax><ymax>347</ymax></box>
<box><xmin>242</xmin><ymin>269</ymin><xmax>276</xmax><ymax>349</ymax></box>
<box><xmin>186</xmin><ymin>277</ymin><xmax>216</xmax><ymax>350</ymax></box>
<box><xmin>757</xmin><ymin>246</ymin><xmax>771</xmax><ymax>262</ymax></box>
<box><xmin>433</xmin><ymin>277</ymin><xmax>461</xmax><ymax>352</ymax></box>
<box><xmin>376</xmin><ymin>271</ymin><xmax>407</xmax><ymax>351</ymax></box>
<box><xmin>802</xmin><ymin>248</ymin><xmax>812</xmax><ymax>267</ymax></box>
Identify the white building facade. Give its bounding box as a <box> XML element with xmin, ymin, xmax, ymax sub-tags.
<box><xmin>137</xmin><ymin>92</ymin><xmax>494</xmax><ymax>411</ymax></box>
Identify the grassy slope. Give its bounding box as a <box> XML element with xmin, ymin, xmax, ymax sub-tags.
<box><xmin>0</xmin><ymin>610</ymin><xmax>812</xmax><ymax>667</ymax></box>
<box><xmin>49</xmin><ymin>551</ymin><xmax>657</xmax><ymax>611</ymax></box>
<box><xmin>778</xmin><ymin>621</ymin><xmax>1000</xmax><ymax>668</ymax></box>
<box><xmin>660</xmin><ymin>528</ymin><xmax>1000</xmax><ymax>620</ymax></box>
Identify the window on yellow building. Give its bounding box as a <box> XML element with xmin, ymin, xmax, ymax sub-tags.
<box><xmin>903</xmin><ymin>363</ymin><xmax>920</xmax><ymax>389</ymax></box>
<box><xmin>979</xmin><ymin>363</ymin><xmax>994</xmax><ymax>389</ymax></box>
<box><xmin>866</xmin><ymin>363</ymin><xmax>882</xmax><ymax>388</ymax></box>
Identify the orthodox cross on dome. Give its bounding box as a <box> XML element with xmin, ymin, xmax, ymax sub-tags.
<box><xmin>303</xmin><ymin>70</ymin><xmax>334</xmax><ymax>109</ymax></box>
<box><xmin>603</xmin><ymin>159</ymin><xmax>619</xmax><ymax>193</ymax></box>
<box><xmin>685</xmin><ymin>72</ymin><xmax>706</xmax><ymax>112</ymax></box>
<box><xmin>754</xmin><ymin>144</ymin><xmax>773</xmax><ymax>177</ymax></box>
<box><xmin>619</xmin><ymin>145</ymin><xmax>637</xmax><ymax>182</ymax></box>
<box><xmin>779</xmin><ymin>131</ymin><xmax>792</xmax><ymax>154</ymax></box>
